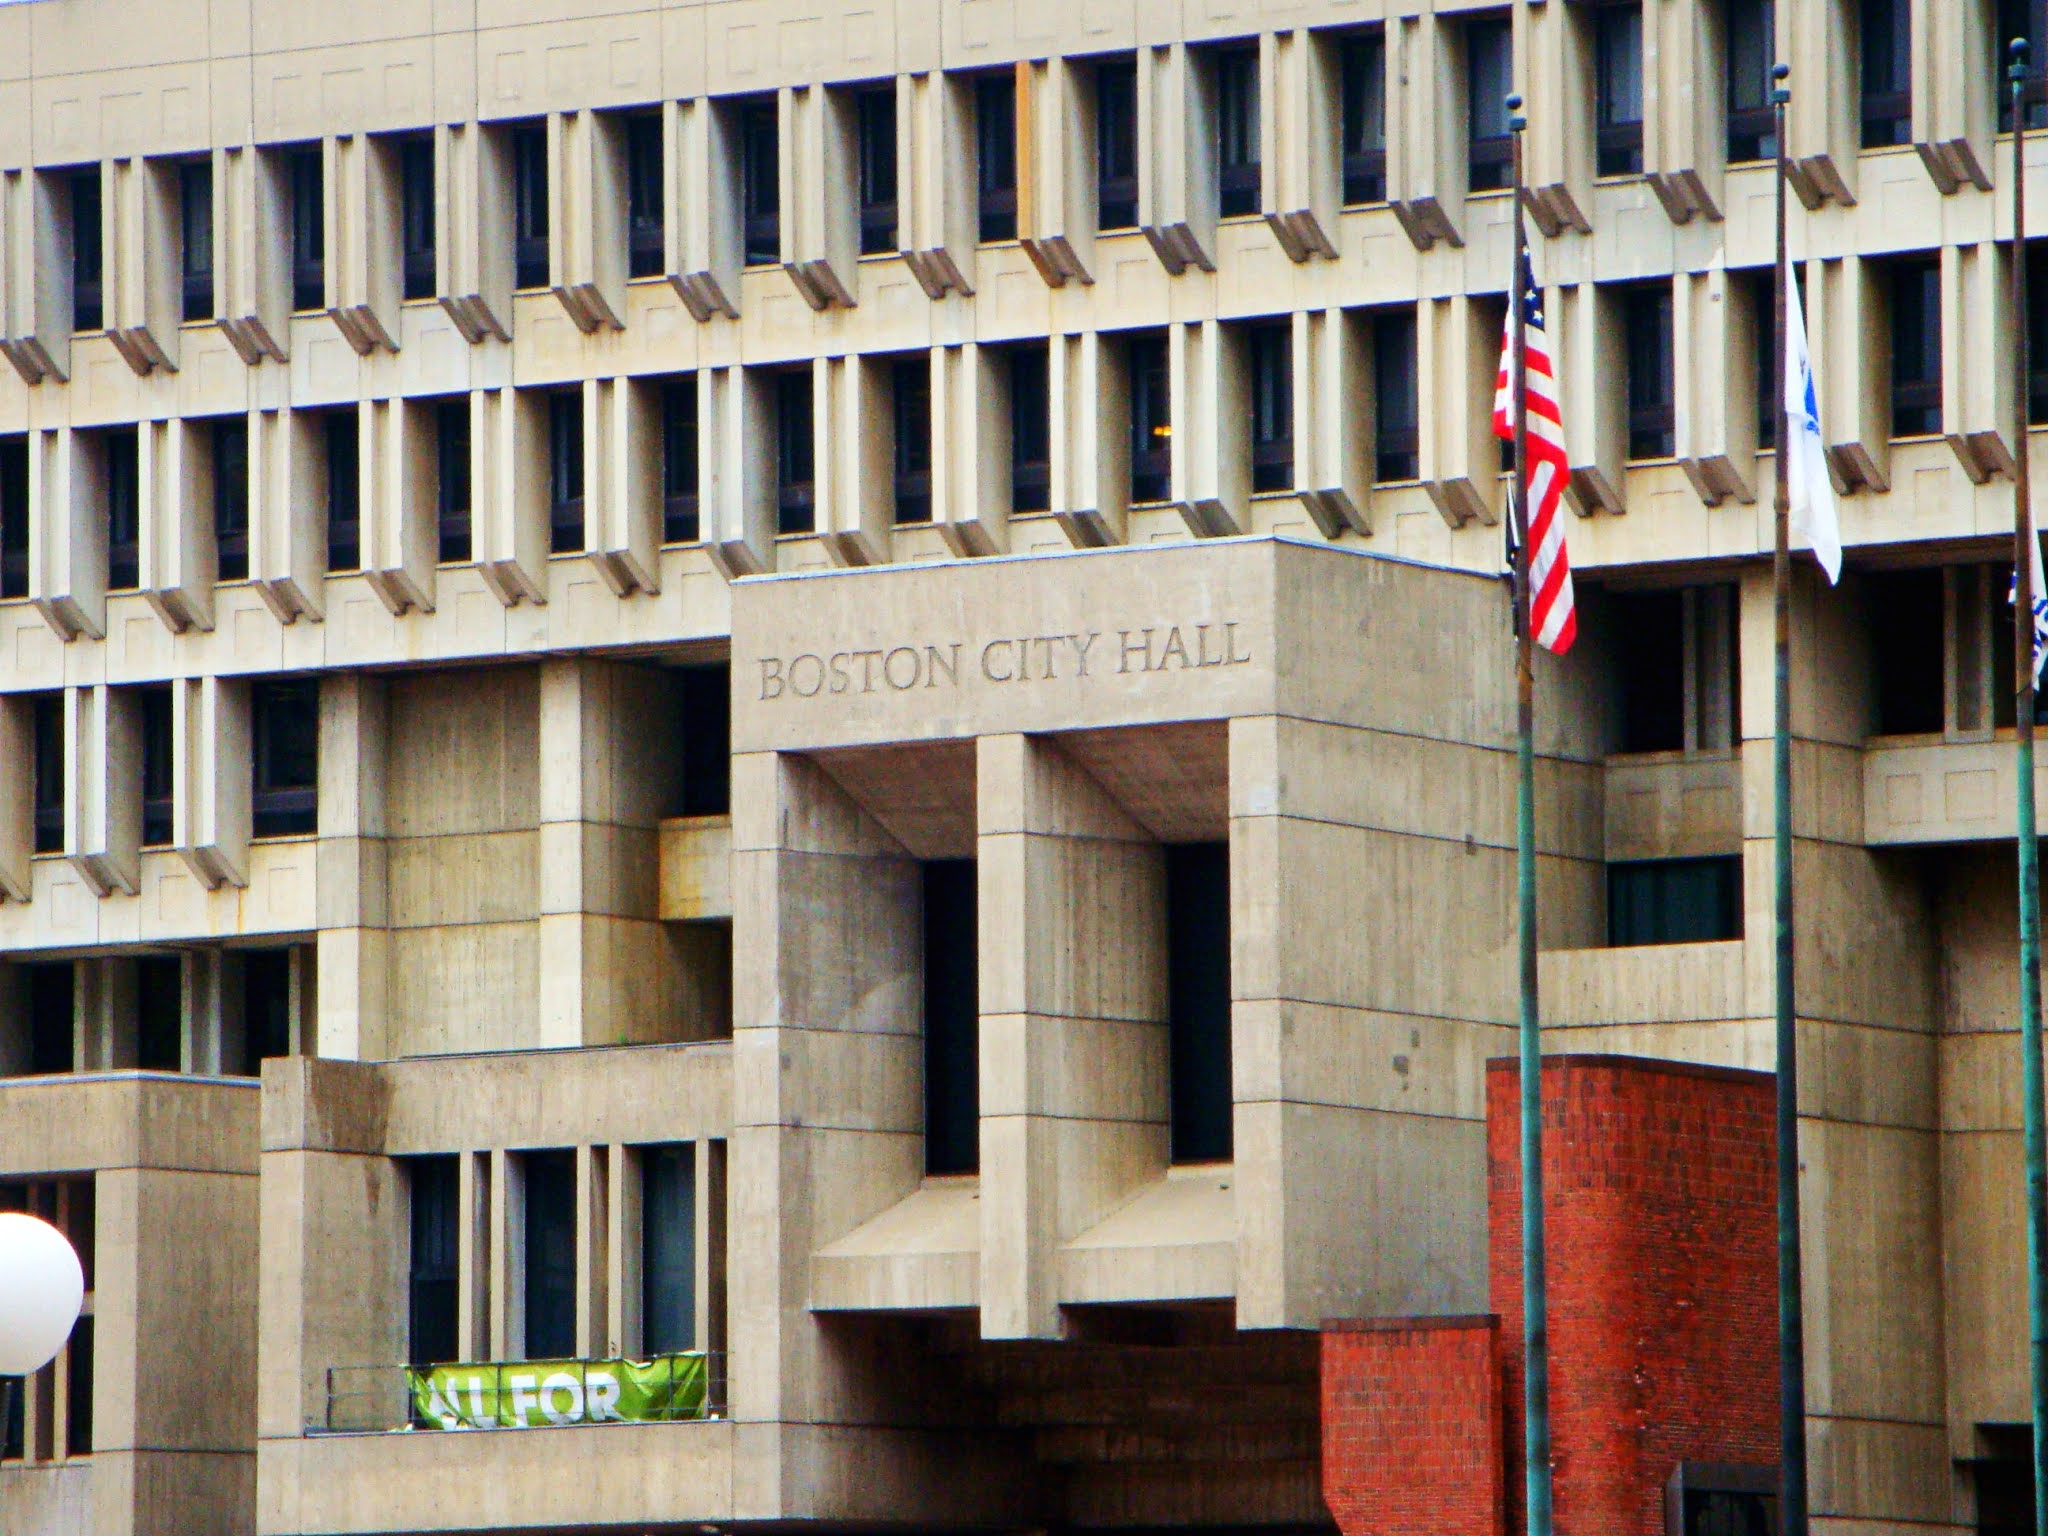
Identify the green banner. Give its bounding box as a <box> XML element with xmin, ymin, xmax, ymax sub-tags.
<box><xmin>407</xmin><ymin>1353</ymin><xmax>707</xmax><ymax>1430</ymax></box>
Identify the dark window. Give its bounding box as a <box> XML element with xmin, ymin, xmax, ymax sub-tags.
<box><xmin>1679</xmin><ymin>1490</ymin><xmax>1774</xmax><ymax>1536</ymax></box>
<box><xmin>858</xmin><ymin>87</ymin><xmax>898</xmax><ymax>256</ymax></box>
<box><xmin>1</xmin><ymin>1366</ymin><xmax>17</xmax><ymax>1459</ymax></box>
<box><xmin>2031</xmin><ymin>243</ymin><xmax>2048</xmax><ymax>427</ymax></box>
<box><xmin>136</xmin><ymin>955</ymin><xmax>182</xmax><ymax>1072</ymax></box>
<box><xmin>628</xmin><ymin>114</ymin><xmax>665</xmax><ymax>279</ymax></box>
<box><xmin>663</xmin><ymin>379</ymin><xmax>699</xmax><ymax>544</ymax></box>
<box><xmin>893</xmin><ymin>358</ymin><xmax>932</xmax><ymax>524</ymax></box>
<box><xmin>1008</xmin><ymin>342</ymin><xmax>1051</xmax><ymax>512</ymax></box>
<box><xmin>32</xmin><ymin>697</ymin><xmax>62</xmax><ymax>856</ymax></box>
<box><xmin>289</xmin><ymin>147</ymin><xmax>325</xmax><ymax>313</ymax></box>
<box><xmin>1869</xmin><ymin>567</ymin><xmax>1945</xmax><ymax>734</ymax></box>
<box><xmin>548</xmin><ymin>392</ymin><xmax>584</xmax><ymax>555</ymax></box>
<box><xmin>977</xmin><ymin>73</ymin><xmax>1018</xmax><ymax>241</ymax></box>
<box><xmin>1128</xmin><ymin>333</ymin><xmax>1171</xmax><ymax>503</ymax></box>
<box><xmin>1608</xmin><ymin>856</ymin><xmax>1742</xmax><ymax>946</ymax></box>
<box><xmin>1973</xmin><ymin>1424</ymin><xmax>2035</xmax><ymax>1536</ymax></box>
<box><xmin>241</xmin><ymin>948</ymin><xmax>293</xmax><ymax>1078</ymax></box>
<box><xmin>1097</xmin><ymin>59</ymin><xmax>1140</xmax><ymax>231</ymax></box>
<box><xmin>1595</xmin><ymin>3</ymin><xmax>1645</xmax><ymax>176</ymax></box>
<box><xmin>923</xmin><ymin>858</ymin><xmax>979</xmax><ymax>1177</ymax></box>
<box><xmin>1625</xmin><ymin>283</ymin><xmax>1675</xmax><ymax>459</ymax></box>
<box><xmin>1890</xmin><ymin>255</ymin><xmax>1941</xmax><ymax>437</ymax></box>
<box><xmin>1467</xmin><ymin>16</ymin><xmax>1514</xmax><ymax>192</ymax></box>
<box><xmin>437</xmin><ymin>400</ymin><xmax>471</xmax><ymax>564</ymax></box>
<box><xmin>140</xmin><ymin>685</ymin><xmax>173</xmax><ymax>849</ymax></box>
<box><xmin>521</xmin><ymin>1149</ymin><xmax>577</xmax><ymax>1360</ymax></box>
<box><xmin>1340</xmin><ymin>30</ymin><xmax>1388</xmax><ymax>205</ymax></box>
<box><xmin>512</xmin><ymin>123</ymin><xmax>549</xmax><ymax>291</ymax></box>
<box><xmin>181</xmin><ymin>159</ymin><xmax>213</xmax><ymax>322</ymax></box>
<box><xmin>1752</xmin><ymin>265</ymin><xmax>1809</xmax><ymax>447</ymax></box>
<box><xmin>776</xmin><ymin>370</ymin><xmax>815</xmax><ymax>535</ymax></box>
<box><xmin>64</xmin><ymin>1316</ymin><xmax>90</xmax><ymax>1457</ymax></box>
<box><xmin>640</xmin><ymin>1144</ymin><xmax>696</xmax><ymax>1355</ymax></box>
<box><xmin>326</xmin><ymin>410</ymin><xmax>360</xmax><ymax>573</ymax></box>
<box><xmin>1726</xmin><ymin>0</ymin><xmax>1778</xmax><ymax>163</ymax></box>
<box><xmin>405</xmin><ymin>1154</ymin><xmax>460</xmax><ymax>1367</ymax></box>
<box><xmin>1860</xmin><ymin>0</ymin><xmax>1911</xmax><ymax>146</ymax></box>
<box><xmin>27</xmin><ymin>962</ymin><xmax>73</xmax><ymax>1074</ymax></box>
<box><xmin>1167</xmin><ymin>842</ymin><xmax>1233</xmax><ymax>1164</ymax></box>
<box><xmin>0</xmin><ymin>435</ymin><xmax>27</xmax><ymax>599</ymax></box>
<box><xmin>1215</xmin><ymin>46</ymin><xmax>1260</xmax><ymax>219</ymax></box>
<box><xmin>214</xmin><ymin>417</ymin><xmax>250</xmax><ymax>581</ymax></box>
<box><xmin>401</xmin><ymin>138</ymin><xmax>436</xmax><ymax>302</ymax></box>
<box><xmin>740</xmin><ymin>100</ymin><xmax>781</xmax><ymax>268</ymax></box>
<box><xmin>107</xmin><ymin>429</ymin><xmax>140</xmax><ymax>593</ymax></box>
<box><xmin>1249</xmin><ymin>323</ymin><xmax>1292</xmax><ymax>493</ymax></box>
<box><xmin>1614</xmin><ymin>590</ymin><xmax>1687</xmax><ymax>751</ymax></box>
<box><xmin>1375</xmin><ymin>308</ymin><xmax>1420</xmax><ymax>482</ymax></box>
<box><xmin>1754</xmin><ymin>268</ymin><xmax>1779</xmax><ymax>448</ymax></box>
<box><xmin>674</xmin><ymin>663</ymin><xmax>731</xmax><ymax>818</ymax></box>
<box><xmin>72</xmin><ymin>170</ymin><xmax>102</xmax><ymax>332</ymax></box>
<box><xmin>2001</xmin><ymin>0</ymin><xmax>2048</xmax><ymax>130</ymax></box>
<box><xmin>252</xmin><ymin>678</ymin><xmax>318</xmax><ymax>838</ymax></box>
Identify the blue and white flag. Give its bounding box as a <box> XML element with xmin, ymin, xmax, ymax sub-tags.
<box><xmin>2015</xmin><ymin>528</ymin><xmax>2048</xmax><ymax>689</ymax></box>
<box><xmin>1783</xmin><ymin>272</ymin><xmax>1842</xmax><ymax>584</ymax></box>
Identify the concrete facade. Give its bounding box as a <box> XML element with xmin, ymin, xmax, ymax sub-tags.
<box><xmin>0</xmin><ymin>0</ymin><xmax>2037</xmax><ymax>1532</ymax></box>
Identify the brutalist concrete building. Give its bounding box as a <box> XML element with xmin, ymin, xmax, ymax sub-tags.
<box><xmin>0</xmin><ymin>0</ymin><xmax>2036</xmax><ymax>1532</ymax></box>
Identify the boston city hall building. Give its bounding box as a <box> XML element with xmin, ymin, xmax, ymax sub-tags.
<box><xmin>2</xmin><ymin>0</ymin><xmax>2047</xmax><ymax>1532</ymax></box>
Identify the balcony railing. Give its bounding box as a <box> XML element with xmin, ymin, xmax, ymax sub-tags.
<box><xmin>321</xmin><ymin>1352</ymin><xmax>725</xmax><ymax>1434</ymax></box>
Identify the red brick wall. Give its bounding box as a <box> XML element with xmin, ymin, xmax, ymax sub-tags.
<box><xmin>1489</xmin><ymin>1054</ymin><xmax>1780</xmax><ymax>1536</ymax></box>
<box><xmin>1321</xmin><ymin>1317</ymin><xmax>1504</xmax><ymax>1536</ymax></box>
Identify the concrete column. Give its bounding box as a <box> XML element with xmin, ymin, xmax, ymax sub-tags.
<box><xmin>1736</xmin><ymin>565</ymin><xmax>1951</xmax><ymax>1524</ymax></box>
<box><xmin>976</xmin><ymin>732</ymin><xmax>1166</xmax><ymax>1340</ymax></box>
<box><xmin>314</xmin><ymin>673</ymin><xmax>388</xmax><ymax>1062</ymax></box>
<box><xmin>727</xmin><ymin>749</ymin><xmax>922</xmax><ymax>1433</ymax></box>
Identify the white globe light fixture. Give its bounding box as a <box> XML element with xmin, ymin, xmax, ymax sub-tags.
<box><xmin>0</xmin><ymin>1212</ymin><xmax>84</xmax><ymax>1376</ymax></box>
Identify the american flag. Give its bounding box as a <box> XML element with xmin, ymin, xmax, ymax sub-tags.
<box><xmin>1491</xmin><ymin>248</ymin><xmax>1578</xmax><ymax>655</ymax></box>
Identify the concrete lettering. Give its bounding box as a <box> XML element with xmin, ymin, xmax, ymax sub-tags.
<box><xmin>760</xmin><ymin>621</ymin><xmax>1252</xmax><ymax>700</ymax></box>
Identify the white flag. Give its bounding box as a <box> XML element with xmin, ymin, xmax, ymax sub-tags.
<box><xmin>2016</xmin><ymin>529</ymin><xmax>2048</xmax><ymax>690</ymax></box>
<box><xmin>1784</xmin><ymin>272</ymin><xmax>1842</xmax><ymax>584</ymax></box>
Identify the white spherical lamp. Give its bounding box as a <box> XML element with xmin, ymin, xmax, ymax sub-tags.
<box><xmin>0</xmin><ymin>1212</ymin><xmax>84</xmax><ymax>1376</ymax></box>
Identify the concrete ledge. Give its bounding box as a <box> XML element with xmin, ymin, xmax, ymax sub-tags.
<box><xmin>0</xmin><ymin>1072</ymin><xmax>260</xmax><ymax>1175</ymax></box>
<box><xmin>810</xmin><ymin>1179</ymin><xmax>980</xmax><ymax>1312</ymax></box>
<box><xmin>258</xmin><ymin>1418</ymin><xmax>733</xmax><ymax>1535</ymax></box>
<box><xmin>1058</xmin><ymin>1166</ymin><xmax>1236</xmax><ymax>1304</ymax></box>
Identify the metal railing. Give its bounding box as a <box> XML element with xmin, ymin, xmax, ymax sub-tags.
<box><xmin>320</xmin><ymin>1351</ymin><xmax>726</xmax><ymax>1434</ymax></box>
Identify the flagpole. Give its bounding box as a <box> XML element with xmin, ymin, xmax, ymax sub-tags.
<box><xmin>1506</xmin><ymin>94</ymin><xmax>1555</xmax><ymax>1536</ymax></box>
<box><xmin>1770</xmin><ymin>60</ymin><xmax>1811</xmax><ymax>1536</ymax></box>
<box><xmin>2007</xmin><ymin>38</ymin><xmax>2048</xmax><ymax>1536</ymax></box>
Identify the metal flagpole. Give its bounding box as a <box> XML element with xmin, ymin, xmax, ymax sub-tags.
<box><xmin>1506</xmin><ymin>95</ymin><xmax>1554</xmax><ymax>1536</ymax></box>
<box><xmin>1770</xmin><ymin>60</ymin><xmax>1810</xmax><ymax>1536</ymax></box>
<box><xmin>2007</xmin><ymin>38</ymin><xmax>2048</xmax><ymax>1536</ymax></box>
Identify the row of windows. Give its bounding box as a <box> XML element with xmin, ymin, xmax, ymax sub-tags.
<box><xmin>405</xmin><ymin>1143</ymin><xmax>711</xmax><ymax>1369</ymax></box>
<box><xmin>5</xmin><ymin>951</ymin><xmax>298</xmax><ymax>1080</ymax></box>
<box><xmin>33</xmin><ymin>0</ymin><xmax>1958</xmax><ymax>345</ymax></box>
<box><xmin>21</xmin><ymin>680</ymin><xmax>317</xmax><ymax>855</ymax></box>
<box><xmin>0</xmin><ymin>321</ymin><xmax>1414</xmax><ymax>599</ymax></box>
<box><xmin>0</xmin><ymin>240</ymin><xmax>1984</xmax><ymax>607</ymax></box>
<box><xmin>15</xmin><ymin>667</ymin><xmax>728</xmax><ymax>857</ymax></box>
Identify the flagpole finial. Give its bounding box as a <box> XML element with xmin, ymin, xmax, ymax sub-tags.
<box><xmin>1506</xmin><ymin>92</ymin><xmax>1525</xmax><ymax>134</ymax></box>
<box><xmin>2013</xmin><ymin>37</ymin><xmax>2031</xmax><ymax>86</ymax></box>
<box><xmin>1771</xmin><ymin>61</ymin><xmax>1790</xmax><ymax>107</ymax></box>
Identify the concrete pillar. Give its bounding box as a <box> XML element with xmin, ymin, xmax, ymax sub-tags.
<box><xmin>976</xmin><ymin>732</ymin><xmax>1167</xmax><ymax>1340</ymax></box>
